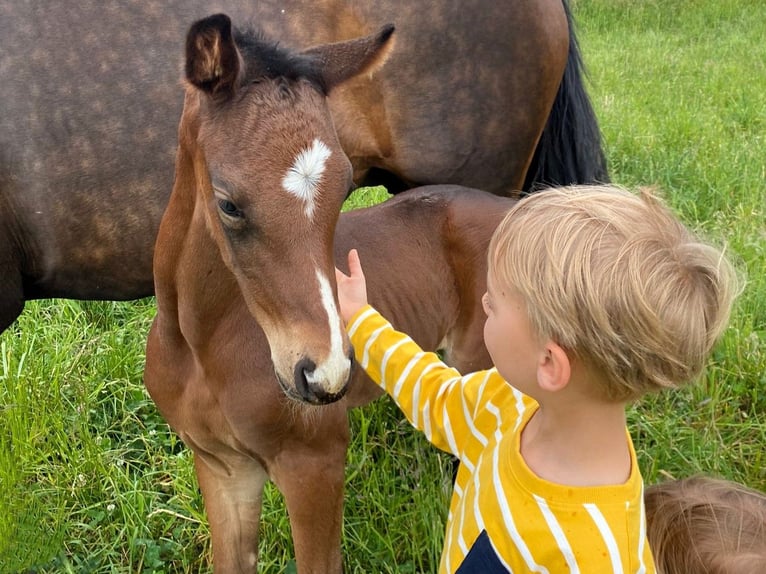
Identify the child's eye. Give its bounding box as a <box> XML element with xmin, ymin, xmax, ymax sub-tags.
<box><xmin>482</xmin><ymin>292</ymin><xmax>492</xmax><ymax>313</ymax></box>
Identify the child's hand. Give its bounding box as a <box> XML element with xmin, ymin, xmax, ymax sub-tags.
<box><xmin>335</xmin><ymin>249</ymin><xmax>368</xmax><ymax>324</ymax></box>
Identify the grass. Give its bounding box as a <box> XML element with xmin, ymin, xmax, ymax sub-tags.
<box><xmin>574</xmin><ymin>0</ymin><xmax>766</xmax><ymax>491</ymax></box>
<box><xmin>1</xmin><ymin>0</ymin><xmax>765</xmax><ymax>571</ymax></box>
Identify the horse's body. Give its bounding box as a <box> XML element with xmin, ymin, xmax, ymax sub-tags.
<box><xmin>144</xmin><ymin>14</ymin><xmax>512</xmax><ymax>571</ymax></box>
<box><xmin>0</xmin><ymin>0</ymin><xmax>605</xmax><ymax>334</ymax></box>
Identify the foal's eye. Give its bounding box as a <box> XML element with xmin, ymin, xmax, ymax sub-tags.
<box><xmin>217</xmin><ymin>199</ymin><xmax>242</xmax><ymax>218</ymax></box>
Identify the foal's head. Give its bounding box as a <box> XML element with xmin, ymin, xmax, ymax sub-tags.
<box><xmin>178</xmin><ymin>14</ymin><xmax>394</xmax><ymax>404</ymax></box>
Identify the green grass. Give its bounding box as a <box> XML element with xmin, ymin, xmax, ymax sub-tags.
<box><xmin>1</xmin><ymin>1</ymin><xmax>765</xmax><ymax>571</ymax></box>
<box><xmin>574</xmin><ymin>0</ymin><xmax>766</xmax><ymax>490</ymax></box>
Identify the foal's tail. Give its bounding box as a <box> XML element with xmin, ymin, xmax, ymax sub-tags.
<box><xmin>522</xmin><ymin>0</ymin><xmax>608</xmax><ymax>193</ymax></box>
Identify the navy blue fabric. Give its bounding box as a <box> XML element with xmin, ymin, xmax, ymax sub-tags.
<box><xmin>455</xmin><ymin>530</ymin><xmax>510</xmax><ymax>573</ymax></box>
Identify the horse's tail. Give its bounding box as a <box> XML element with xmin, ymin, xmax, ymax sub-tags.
<box><xmin>522</xmin><ymin>0</ymin><xmax>608</xmax><ymax>193</ymax></box>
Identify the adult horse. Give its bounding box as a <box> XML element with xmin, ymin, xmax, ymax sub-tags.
<box><xmin>144</xmin><ymin>14</ymin><xmax>513</xmax><ymax>571</ymax></box>
<box><xmin>0</xmin><ymin>0</ymin><xmax>605</xmax><ymax>335</ymax></box>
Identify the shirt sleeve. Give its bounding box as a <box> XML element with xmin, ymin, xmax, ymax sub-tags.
<box><xmin>347</xmin><ymin>305</ymin><xmax>500</xmax><ymax>456</ymax></box>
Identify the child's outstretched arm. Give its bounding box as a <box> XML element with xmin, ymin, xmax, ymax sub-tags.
<box><xmin>335</xmin><ymin>249</ymin><xmax>504</xmax><ymax>457</ymax></box>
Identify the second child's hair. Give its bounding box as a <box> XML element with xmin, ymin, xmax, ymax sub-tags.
<box><xmin>645</xmin><ymin>476</ymin><xmax>766</xmax><ymax>574</ymax></box>
<box><xmin>488</xmin><ymin>184</ymin><xmax>738</xmax><ymax>401</ymax></box>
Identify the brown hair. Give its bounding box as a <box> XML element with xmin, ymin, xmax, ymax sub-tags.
<box><xmin>488</xmin><ymin>184</ymin><xmax>740</xmax><ymax>401</ymax></box>
<box><xmin>645</xmin><ymin>476</ymin><xmax>766</xmax><ymax>574</ymax></box>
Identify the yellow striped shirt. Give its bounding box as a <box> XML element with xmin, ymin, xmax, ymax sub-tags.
<box><xmin>349</xmin><ymin>306</ymin><xmax>656</xmax><ymax>573</ymax></box>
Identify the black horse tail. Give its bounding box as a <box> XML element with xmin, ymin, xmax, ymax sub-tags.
<box><xmin>522</xmin><ymin>0</ymin><xmax>609</xmax><ymax>193</ymax></box>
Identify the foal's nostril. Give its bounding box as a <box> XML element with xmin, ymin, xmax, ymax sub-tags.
<box><xmin>294</xmin><ymin>357</ymin><xmax>318</xmax><ymax>402</ymax></box>
<box><xmin>293</xmin><ymin>356</ymin><xmax>351</xmax><ymax>404</ymax></box>
<box><xmin>294</xmin><ymin>357</ymin><xmax>336</xmax><ymax>404</ymax></box>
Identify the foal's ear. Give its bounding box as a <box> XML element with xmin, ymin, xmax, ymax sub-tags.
<box><xmin>302</xmin><ymin>24</ymin><xmax>396</xmax><ymax>92</ymax></box>
<box><xmin>185</xmin><ymin>13</ymin><xmax>241</xmax><ymax>97</ymax></box>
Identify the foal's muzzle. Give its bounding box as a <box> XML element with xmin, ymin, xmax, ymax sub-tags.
<box><xmin>277</xmin><ymin>353</ymin><xmax>355</xmax><ymax>405</ymax></box>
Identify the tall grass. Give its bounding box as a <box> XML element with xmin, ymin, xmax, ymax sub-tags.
<box><xmin>1</xmin><ymin>0</ymin><xmax>764</xmax><ymax>571</ymax></box>
<box><xmin>574</xmin><ymin>0</ymin><xmax>766</xmax><ymax>491</ymax></box>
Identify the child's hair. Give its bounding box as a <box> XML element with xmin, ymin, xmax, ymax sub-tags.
<box><xmin>645</xmin><ymin>476</ymin><xmax>766</xmax><ymax>574</ymax></box>
<box><xmin>488</xmin><ymin>184</ymin><xmax>739</xmax><ymax>401</ymax></box>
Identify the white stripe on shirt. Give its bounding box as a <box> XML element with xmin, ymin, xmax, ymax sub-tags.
<box><xmin>462</xmin><ymin>377</ymin><xmax>489</xmax><ymax>448</ymax></box>
<box><xmin>512</xmin><ymin>386</ymin><xmax>526</xmax><ymax>432</ymax></box>
<box><xmin>636</xmin><ymin>486</ymin><xmax>648</xmax><ymax>574</ymax></box>
<box><xmin>442</xmin><ymin>399</ymin><xmax>464</xmax><ymax>466</ymax></box>
<box><xmin>407</xmin><ymin>362</ymin><xmax>442</xmax><ymax>437</ymax></box>
<box><xmin>472</xmin><ymin>451</ymin><xmax>487</xmax><ymax>535</ymax></box>
<box><xmin>534</xmin><ymin>494</ymin><xmax>579</xmax><ymax>573</ymax></box>
<box><xmin>422</xmin><ymin>398</ymin><xmax>432</xmax><ymax>443</ymax></box>
<box><xmin>472</xmin><ymin>371</ymin><xmax>492</xmax><ymax>419</ymax></box>
<box><xmin>584</xmin><ymin>503</ymin><xmax>624</xmax><ymax>574</ymax></box>
<box><xmin>348</xmin><ymin>307</ymin><xmax>377</xmax><ymax>338</ymax></box>
<box><xmin>487</xmin><ymin>402</ymin><xmax>550</xmax><ymax>574</ymax></box>
<box><xmin>361</xmin><ymin>324</ymin><xmax>388</xmax><ymax>369</ymax></box>
<box><xmin>379</xmin><ymin>337</ymin><xmax>409</xmax><ymax>382</ymax></box>
<box><xmin>411</xmin><ymin>375</ymin><xmax>423</xmax><ymax>429</ymax></box>
<box><xmin>392</xmin><ymin>351</ymin><xmax>428</xmax><ymax>398</ymax></box>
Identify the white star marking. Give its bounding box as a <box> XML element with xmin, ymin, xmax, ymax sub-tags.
<box><xmin>282</xmin><ymin>138</ymin><xmax>332</xmax><ymax>218</ymax></box>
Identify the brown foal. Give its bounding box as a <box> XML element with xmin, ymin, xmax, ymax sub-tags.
<box><xmin>144</xmin><ymin>13</ymin><xmax>514</xmax><ymax>573</ymax></box>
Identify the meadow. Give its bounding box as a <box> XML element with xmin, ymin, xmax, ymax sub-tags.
<box><xmin>1</xmin><ymin>0</ymin><xmax>764</xmax><ymax>571</ymax></box>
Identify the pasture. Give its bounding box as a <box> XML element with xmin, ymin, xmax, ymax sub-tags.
<box><xmin>1</xmin><ymin>0</ymin><xmax>764</xmax><ymax>571</ymax></box>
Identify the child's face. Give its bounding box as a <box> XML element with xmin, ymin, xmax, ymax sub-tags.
<box><xmin>482</xmin><ymin>274</ymin><xmax>544</xmax><ymax>397</ymax></box>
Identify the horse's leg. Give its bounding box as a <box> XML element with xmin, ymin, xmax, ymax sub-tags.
<box><xmin>270</xmin><ymin>406</ymin><xmax>350</xmax><ymax>574</ymax></box>
<box><xmin>0</xmin><ymin>262</ymin><xmax>25</xmax><ymax>333</ymax></box>
<box><xmin>0</xmin><ymin>230</ymin><xmax>25</xmax><ymax>333</ymax></box>
<box><xmin>194</xmin><ymin>450</ymin><xmax>268</xmax><ymax>574</ymax></box>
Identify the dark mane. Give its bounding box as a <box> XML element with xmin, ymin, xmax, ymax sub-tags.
<box><xmin>234</xmin><ymin>26</ymin><xmax>327</xmax><ymax>93</ymax></box>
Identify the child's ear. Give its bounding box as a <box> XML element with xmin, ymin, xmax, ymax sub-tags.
<box><xmin>536</xmin><ymin>341</ymin><xmax>571</xmax><ymax>392</ymax></box>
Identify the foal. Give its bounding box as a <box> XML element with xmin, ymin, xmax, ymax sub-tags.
<box><xmin>145</xmin><ymin>13</ymin><xmax>513</xmax><ymax>573</ymax></box>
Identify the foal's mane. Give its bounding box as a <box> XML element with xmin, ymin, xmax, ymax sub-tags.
<box><xmin>234</xmin><ymin>25</ymin><xmax>327</xmax><ymax>93</ymax></box>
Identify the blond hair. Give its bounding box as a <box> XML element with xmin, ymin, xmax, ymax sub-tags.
<box><xmin>488</xmin><ymin>184</ymin><xmax>738</xmax><ymax>401</ymax></box>
<box><xmin>645</xmin><ymin>476</ymin><xmax>766</xmax><ymax>574</ymax></box>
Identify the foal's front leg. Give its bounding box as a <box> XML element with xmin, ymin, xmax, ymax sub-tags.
<box><xmin>270</xmin><ymin>404</ymin><xmax>351</xmax><ymax>574</ymax></box>
<box><xmin>194</xmin><ymin>451</ymin><xmax>269</xmax><ymax>574</ymax></box>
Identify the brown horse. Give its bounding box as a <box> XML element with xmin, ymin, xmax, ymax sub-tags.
<box><xmin>0</xmin><ymin>0</ymin><xmax>605</xmax><ymax>335</ymax></box>
<box><xmin>144</xmin><ymin>14</ymin><xmax>514</xmax><ymax>571</ymax></box>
